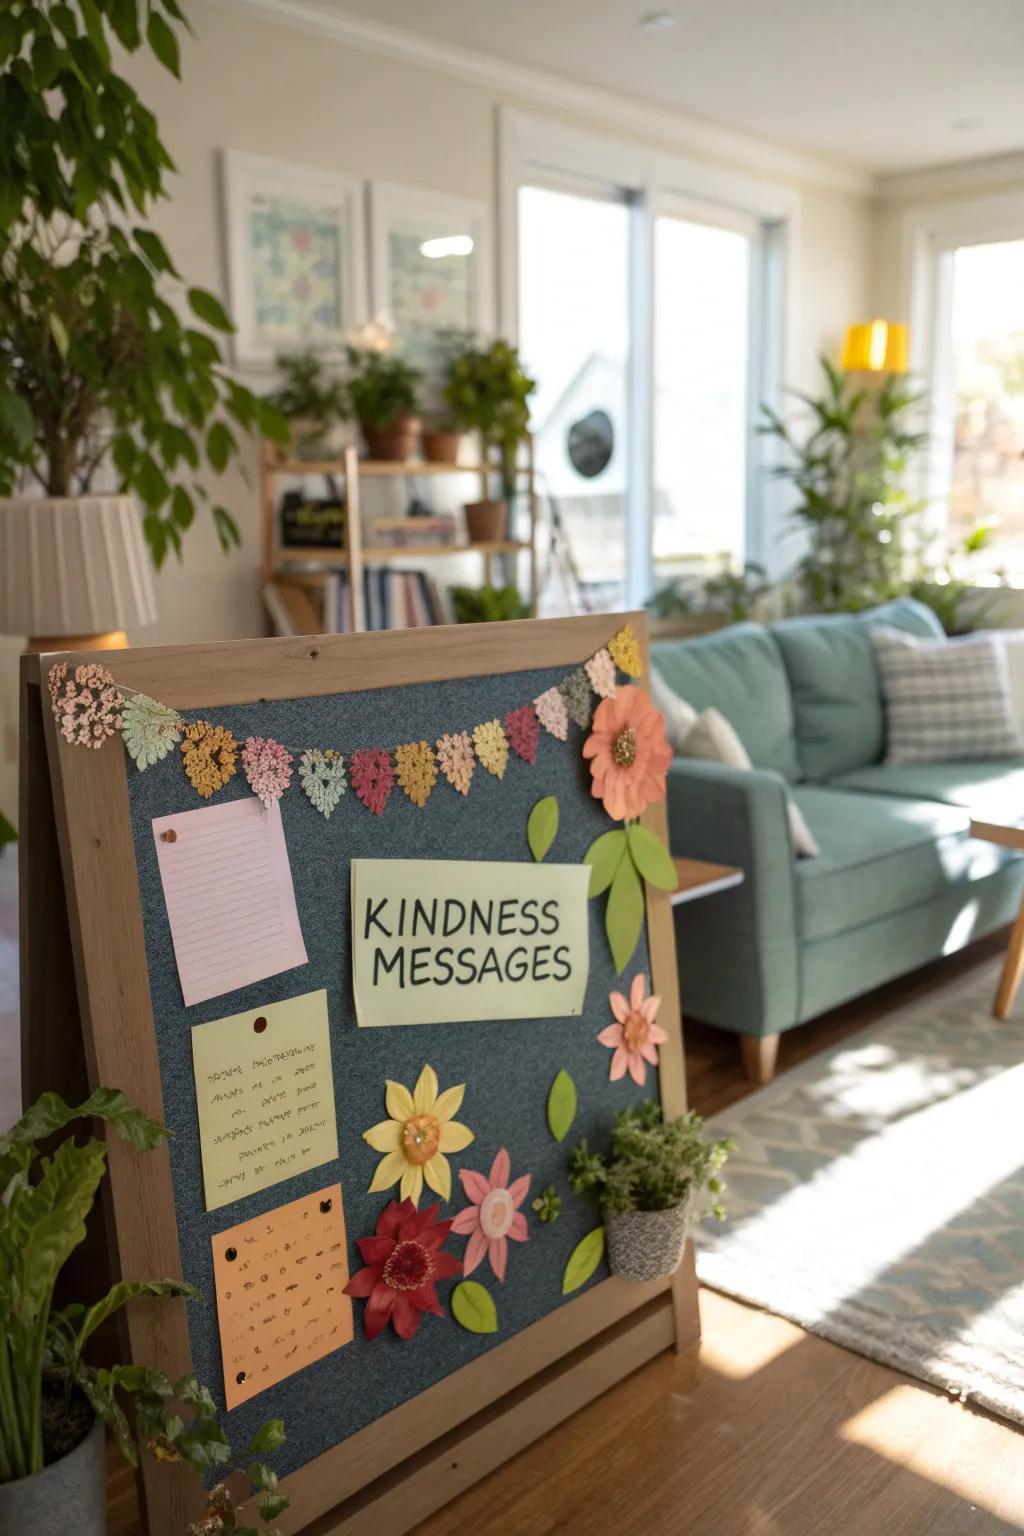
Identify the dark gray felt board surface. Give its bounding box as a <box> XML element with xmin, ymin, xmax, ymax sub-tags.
<box><xmin>126</xmin><ymin>661</ymin><xmax>653</xmax><ymax>1480</ymax></box>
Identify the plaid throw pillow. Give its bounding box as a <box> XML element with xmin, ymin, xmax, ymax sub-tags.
<box><xmin>871</xmin><ymin>625</ymin><xmax>1022</xmax><ymax>765</ymax></box>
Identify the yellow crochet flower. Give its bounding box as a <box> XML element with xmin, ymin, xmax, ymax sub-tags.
<box><xmin>180</xmin><ymin>720</ymin><xmax>238</xmax><ymax>798</ymax></box>
<box><xmin>472</xmin><ymin>719</ymin><xmax>509</xmax><ymax>779</ymax></box>
<box><xmin>395</xmin><ymin>740</ymin><xmax>437</xmax><ymax>808</ymax></box>
<box><xmin>363</xmin><ymin>1065</ymin><xmax>474</xmax><ymax>1205</ymax></box>
<box><xmin>608</xmin><ymin>624</ymin><xmax>642</xmax><ymax>678</ymax></box>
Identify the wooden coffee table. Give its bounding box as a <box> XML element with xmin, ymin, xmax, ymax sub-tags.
<box><xmin>670</xmin><ymin>857</ymin><xmax>744</xmax><ymax>906</ymax></box>
<box><xmin>970</xmin><ymin>818</ymin><xmax>1024</xmax><ymax>1018</ymax></box>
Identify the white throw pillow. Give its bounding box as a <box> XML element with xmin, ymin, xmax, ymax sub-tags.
<box><xmin>682</xmin><ymin>707</ymin><xmax>820</xmax><ymax>859</ymax></box>
<box><xmin>649</xmin><ymin>666</ymin><xmax>698</xmax><ymax>752</ymax></box>
<box><xmin>871</xmin><ymin>625</ymin><xmax>1022</xmax><ymax>764</ymax></box>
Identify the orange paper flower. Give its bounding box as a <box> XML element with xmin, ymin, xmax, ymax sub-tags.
<box><xmin>582</xmin><ymin>686</ymin><xmax>672</xmax><ymax>821</ymax></box>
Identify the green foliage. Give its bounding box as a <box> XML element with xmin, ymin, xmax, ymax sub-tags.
<box><xmin>561</xmin><ymin>1226</ymin><xmax>605</xmax><ymax>1295</ymax></box>
<box><xmin>569</xmin><ymin>1101</ymin><xmax>733</xmax><ymax>1219</ymax></box>
<box><xmin>527</xmin><ymin>795</ymin><xmax>559</xmax><ymax>862</ymax></box>
<box><xmin>647</xmin><ymin>562</ymin><xmax>772</xmax><ymax>623</ymax></box>
<box><xmin>442</xmin><ymin>334</ymin><xmax>535</xmax><ymax>498</ymax></box>
<box><xmin>546</xmin><ymin>1069</ymin><xmax>577</xmax><ymax>1143</ymax></box>
<box><xmin>450</xmin><ymin>1280</ymin><xmax>498</xmax><ymax>1334</ymax></box>
<box><xmin>0</xmin><ymin>811</ymin><xmax>15</xmax><ymax>847</ymax></box>
<box><xmin>907</xmin><ymin>524</ymin><xmax>1005</xmax><ymax>635</ymax></box>
<box><xmin>344</xmin><ymin>342</ymin><xmax>420</xmax><ymax>429</ymax></box>
<box><xmin>449</xmin><ymin>583</ymin><xmax>530</xmax><ymax>623</ymax></box>
<box><xmin>266</xmin><ymin>347</ymin><xmax>346</xmax><ymax>455</ymax></box>
<box><xmin>0</xmin><ymin>0</ymin><xmax>287</xmax><ymax>566</ymax></box>
<box><xmin>759</xmin><ymin>357</ymin><xmax>928</xmax><ymax>613</ymax></box>
<box><xmin>530</xmin><ymin>1184</ymin><xmax>561</xmax><ymax>1223</ymax></box>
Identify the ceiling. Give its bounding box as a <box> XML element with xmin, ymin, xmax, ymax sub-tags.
<box><xmin>301</xmin><ymin>0</ymin><xmax>1024</xmax><ymax>177</ymax></box>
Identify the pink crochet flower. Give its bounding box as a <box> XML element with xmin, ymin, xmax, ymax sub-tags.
<box><xmin>585</xmin><ymin>648</ymin><xmax>618</xmax><ymax>700</ymax></box>
<box><xmin>47</xmin><ymin>662</ymin><xmax>123</xmax><ymax>749</ymax></box>
<box><xmin>450</xmin><ymin>1148</ymin><xmax>530</xmax><ymax>1283</ymax></box>
<box><xmin>504</xmin><ymin>704</ymin><xmax>539</xmax><ymax>766</ymax></box>
<box><xmin>436</xmin><ymin>731</ymin><xmax>474</xmax><ymax>795</ymax></box>
<box><xmin>241</xmin><ymin>736</ymin><xmax>293</xmax><ymax>808</ymax></box>
<box><xmin>597</xmin><ymin>973</ymin><xmax>668</xmax><ymax>1086</ymax></box>
<box><xmin>351</xmin><ymin>748</ymin><xmax>395</xmax><ymax>815</ymax></box>
<box><xmin>533</xmin><ymin>686</ymin><xmax>568</xmax><ymax>742</ymax></box>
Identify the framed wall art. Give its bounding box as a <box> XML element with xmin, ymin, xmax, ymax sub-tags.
<box><xmin>221</xmin><ymin>150</ymin><xmax>368</xmax><ymax>367</ymax></box>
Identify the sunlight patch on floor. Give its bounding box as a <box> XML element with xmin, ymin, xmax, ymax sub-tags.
<box><xmin>697</xmin><ymin>1290</ymin><xmax>802</xmax><ymax>1380</ymax></box>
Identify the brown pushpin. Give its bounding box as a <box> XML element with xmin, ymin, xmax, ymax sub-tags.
<box><xmin>160</xmin><ymin>829</ymin><xmax>177</xmax><ymax>843</ymax></box>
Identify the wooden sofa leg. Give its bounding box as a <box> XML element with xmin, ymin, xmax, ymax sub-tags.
<box><xmin>740</xmin><ymin>1034</ymin><xmax>779</xmax><ymax>1085</ymax></box>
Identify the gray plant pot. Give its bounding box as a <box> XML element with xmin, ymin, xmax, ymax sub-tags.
<box><xmin>0</xmin><ymin>1412</ymin><xmax>106</xmax><ymax>1535</ymax></box>
<box><xmin>605</xmin><ymin>1195</ymin><xmax>692</xmax><ymax>1283</ymax></box>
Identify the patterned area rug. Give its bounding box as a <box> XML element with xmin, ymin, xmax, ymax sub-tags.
<box><xmin>695</xmin><ymin>958</ymin><xmax>1024</xmax><ymax>1424</ymax></box>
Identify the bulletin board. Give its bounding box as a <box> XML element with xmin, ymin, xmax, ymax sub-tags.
<box><xmin>21</xmin><ymin>614</ymin><xmax>698</xmax><ymax>1535</ymax></box>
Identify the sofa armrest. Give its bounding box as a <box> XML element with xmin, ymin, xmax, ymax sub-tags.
<box><xmin>996</xmin><ymin>630</ymin><xmax>1024</xmax><ymax>730</ymax></box>
<box><xmin>664</xmin><ymin>758</ymin><xmax>801</xmax><ymax>1037</ymax></box>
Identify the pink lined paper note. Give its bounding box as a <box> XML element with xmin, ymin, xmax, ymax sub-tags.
<box><xmin>153</xmin><ymin>798</ymin><xmax>308</xmax><ymax>1007</ymax></box>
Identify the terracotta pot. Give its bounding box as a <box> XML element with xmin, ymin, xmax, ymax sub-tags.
<box><xmin>422</xmin><ymin>430</ymin><xmax>462</xmax><ymax>465</ymax></box>
<box><xmin>604</xmin><ymin>1194</ymin><xmax>692</xmax><ymax>1283</ymax></box>
<box><xmin>463</xmin><ymin>499</ymin><xmax>508</xmax><ymax>544</ymax></box>
<box><xmin>361</xmin><ymin>414</ymin><xmax>421</xmax><ymax>463</ymax></box>
<box><xmin>0</xmin><ymin>1413</ymin><xmax>105</xmax><ymax>1536</ymax></box>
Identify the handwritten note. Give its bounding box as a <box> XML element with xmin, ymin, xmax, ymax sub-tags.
<box><xmin>152</xmin><ymin>798</ymin><xmax>308</xmax><ymax>1007</ymax></box>
<box><xmin>351</xmin><ymin>858</ymin><xmax>590</xmax><ymax>1027</ymax></box>
<box><xmin>212</xmin><ymin>1184</ymin><xmax>353</xmax><ymax>1410</ymax></box>
<box><xmin>191</xmin><ymin>990</ymin><xmax>338</xmax><ymax>1211</ymax></box>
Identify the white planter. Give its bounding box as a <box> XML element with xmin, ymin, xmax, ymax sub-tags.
<box><xmin>0</xmin><ymin>1413</ymin><xmax>106</xmax><ymax>1535</ymax></box>
<box><xmin>604</xmin><ymin>1194</ymin><xmax>693</xmax><ymax>1283</ymax></box>
<box><xmin>0</xmin><ymin>494</ymin><xmax>157</xmax><ymax>639</ymax></box>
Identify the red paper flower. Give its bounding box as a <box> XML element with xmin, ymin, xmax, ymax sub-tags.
<box><xmin>350</xmin><ymin>748</ymin><xmax>395</xmax><ymax>815</ymax></box>
<box><xmin>345</xmin><ymin>1199</ymin><xmax>461</xmax><ymax>1340</ymax></box>
<box><xmin>504</xmin><ymin>704</ymin><xmax>539</xmax><ymax>766</ymax></box>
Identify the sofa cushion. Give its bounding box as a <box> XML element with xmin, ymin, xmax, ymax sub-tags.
<box><xmin>790</xmin><ymin>785</ymin><xmax>1006</xmax><ymax>942</ymax></box>
<box><xmin>831</xmin><ymin>759</ymin><xmax>1024</xmax><ymax>827</ymax></box>
<box><xmin>651</xmin><ymin>623</ymin><xmax>800</xmax><ymax>780</ymax></box>
<box><xmin>770</xmin><ymin>598</ymin><xmax>944</xmax><ymax>782</ymax></box>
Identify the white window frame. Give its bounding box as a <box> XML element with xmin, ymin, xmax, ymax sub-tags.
<box><xmin>498</xmin><ymin>108</ymin><xmax>801</xmax><ymax>604</ymax></box>
<box><xmin>903</xmin><ymin>188</ymin><xmax>1024</xmax><ymax>552</ymax></box>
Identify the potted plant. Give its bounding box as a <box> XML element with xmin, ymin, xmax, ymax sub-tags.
<box><xmin>441</xmin><ymin>335</ymin><xmax>535</xmax><ymax>542</ymax></box>
<box><xmin>344</xmin><ymin>320</ymin><xmax>422</xmax><ymax>462</ymax></box>
<box><xmin>0</xmin><ymin>1088</ymin><xmax>290</xmax><ymax>1534</ymax></box>
<box><xmin>266</xmin><ymin>347</ymin><xmax>347</xmax><ymax>461</ymax></box>
<box><xmin>0</xmin><ymin>0</ymin><xmax>286</xmax><ymax>575</ymax></box>
<box><xmin>569</xmin><ymin>1102</ymin><xmax>732</xmax><ymax>1283</ymax></box>
<box><xmin>449</xmin><ymin>583</ymin><xmax>530</xmax><ymax>624</ymax></box>
<box><xmin>422</xmin><ymin>416</ymin><xmax>463</xmax><ymax>466</ymax></box>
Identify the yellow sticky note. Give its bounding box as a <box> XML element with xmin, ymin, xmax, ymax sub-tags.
<box><xmin>212</xmin><ymin>1183</ymin><xmax>353</xmax><ymax>1409</ymax></box>
<box><xmin>191</xmin><ymin>990</ymin><xmax>338</xmax><ymax>1211</ymax></box>
<box><xmin>351</xmin><ymin>858</ymin><xmax>590</xmax><ymax>1027</ymax></box>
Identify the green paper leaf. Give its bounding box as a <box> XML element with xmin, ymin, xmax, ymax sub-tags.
<box><xmin>562</xmin><ymin>1227</ymin><xmax>605</xmax><ymax>1295</ymax></box>
<box><xmin>547</xmin><ymin>1069</ymin><xmax>577</xmax><ymax>1143</ymax></box>
<box><xmin>626</xmin><ymin>823</ymin><xmax>677</xmax><ymax>891</ymax></box>
<box><xmin>527</xmin><ymin>795</ymin><xmax>559</xmax><ymax>862</ymax></box>
<box><xmin>451</xmin><ymin>1280</ymin><xmax>498</xmax><ymax>1334</ymax></box>
<box><xmin>583</xmin><ymin>828</ymin><xmax>627</xmax><ymax>897</ymax></box>
<box><xmin>606</xmin><ymin>851</ymin><xmax>644</xmax><ymax>973</ymax></box>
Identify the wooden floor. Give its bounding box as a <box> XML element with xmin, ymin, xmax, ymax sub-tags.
<box><xmin>106</xmin><ymin>930</ymin><xmax>1024</xmax><ymax>1535</ymax></box>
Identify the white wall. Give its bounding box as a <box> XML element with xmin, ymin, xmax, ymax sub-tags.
<box><xmin>0</xmin><ymin>0</ymin><xmax>876</xmax><ymax>820</ymax></box>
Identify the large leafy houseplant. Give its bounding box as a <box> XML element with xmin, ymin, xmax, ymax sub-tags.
<box><xmin>760</xmin><ymin>357</ymin><xmax>928</xmax><ymax>613</ymax></box>
<box><xmin>0</xmin><ymin>0</ymin><xmax>285</xmax><ymax>565</ymax></box>
<box><xmin>442</xmin><ymin>335</ymin><xmax>535</xmax><ymax>499</ymax></box>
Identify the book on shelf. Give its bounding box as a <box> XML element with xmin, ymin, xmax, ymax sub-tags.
<box><xmin>367</xmin><ymin>514</ymin><xmax>458</xmax><ymax>551</ymax></box>
<box><xmin>263</xmin><ymin>568</ymin><xmax>445</xmax><ymax>635</ymax></box>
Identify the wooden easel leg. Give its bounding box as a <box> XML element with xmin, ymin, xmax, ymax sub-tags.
<box><xmin>994</xmin><ymin>898</ymin><xmax>1024</xmax><ymax>1019</ymax></box>
<box><xmin>670</xmin><ymin>1243</ymin><xmax>701</xmax><ymax>1357</ymax></box>
<box><xmin>740</xmin><ymin>1032</ymin><xmax>779</xmax><ymax>1085</ymax></box>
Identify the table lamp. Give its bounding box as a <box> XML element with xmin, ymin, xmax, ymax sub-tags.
<box><xmin>842</xmin><ymin>320</ymin><xmax>909</xmax><ymax>374</ymax></box>
<box><xmin>0</xmin><ymin>494</ymin><xmax>158</xmax><ymax>651</ymax></box>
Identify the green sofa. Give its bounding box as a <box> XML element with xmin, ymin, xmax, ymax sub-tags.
<box><xmin>652</xmin><ymin>598</ymin><xmax>1024</xmax><ymax>1081</ymax></box>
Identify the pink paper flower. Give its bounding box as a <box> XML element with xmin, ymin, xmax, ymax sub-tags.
<box><xmin>47</xmin><ymin>662</ymin><xmax>123</xmax><ymax>749</ymax></box>
<box><xmin>597</xmin><ymin>973</ymin><xmax>668</xmax><ymax>1086</ymax></box>
<box><xmin>450</xmin><ymin>1148</ymin><xmax>530</xmax><ymax>1282</ymax></box>
<box><xmin>241</xmin><ymin>735</ymin><xmax>293</xmax><ymax>808</ymax></box>
<box><xmin>504</xmin><ymin>704</ymin><xmax>539</xmax><ymax>766</ymax></box>
<box><xmin>534</xmin><ymin>686</ymin><xmax>568</xmax><ymax>742</ymax></box>
<box><xmin>351</xmin><ymin>748</ymin><xmax>395</xmax><ymax>815</ymax></box>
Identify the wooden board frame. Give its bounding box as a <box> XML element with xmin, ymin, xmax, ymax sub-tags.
<box><xmin>21</xmin><ymin>612</ymin><xmax>699</xmax><ymax>1534</ymax></box>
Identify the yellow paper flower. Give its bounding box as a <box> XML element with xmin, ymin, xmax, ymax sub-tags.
<box><xmin>363</xmin><ymin>1065</ymin><xmax>474</xmax><ymax>1205</ymax></box>
<box><xmin>395</xmin><ymin>740</ymin><xmax>437</xmax><ymax>808</ymax></box>
<box><xmin>608</xmin><ymin>624</ymin><xmax>642</xmax><ymax>678</ymax></box>
<box><xmin>472</xmin><ymin>719</ymin><xmax>509</xmax><ymax>779</ymax></box>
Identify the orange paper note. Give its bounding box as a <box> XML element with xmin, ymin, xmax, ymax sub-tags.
<box><xmin>212</xmin><ymin>1184</ymin><xmax>353</xmax><ymax>1409</ymax></box>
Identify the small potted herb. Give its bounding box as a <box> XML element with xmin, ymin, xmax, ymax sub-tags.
<box><xmin>569</xmin><ymin>1102</ymin><xmax>732</xmax><ymax>1283</ymax></box>
<box><xmin>449</xmin><ymin>583</ymin><xmax>530</xmax><ymax>624</ymax></box>
<box><xmin>344</xmin><ymin>320</ymin><xmax>422</xmax><ymax>462</ymax></box>
<box><xmin>441</xmin><ymin>335</ymin><xmax>535</xmax><ymax>542</ymax></box>
<box><xmin>266</xmin><ymin>347</ymin><xmax>347</xmax><ymax>461</ymax></box>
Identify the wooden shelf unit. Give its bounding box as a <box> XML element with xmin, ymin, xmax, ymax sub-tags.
<box><xmin>260</xmin><ymin>441</ymin><xmax>540</xmax><ymax>636</ymax></box>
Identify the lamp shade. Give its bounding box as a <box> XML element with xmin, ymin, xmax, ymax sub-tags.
<box><xmin>0</xmin><ymin>494</ymin><xmax>158</xmax><ymax>638</ymax></box>
<box><xmin>842</xmin><ymin>321</ymin><xmax>909</xmax><ymax>374</ymax></box>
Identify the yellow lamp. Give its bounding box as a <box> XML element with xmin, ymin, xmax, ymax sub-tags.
<box><xmin>842</xmin><ymin>320</ymin><xmax>909</xmax><ymax>374</ymax></box>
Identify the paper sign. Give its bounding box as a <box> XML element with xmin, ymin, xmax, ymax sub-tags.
<box><xmin>152</xmin><ymin>798</ymin><xmax>308</xmax><ymax>1007</ymax></box>
<box><xmin>191</xmin><ymin>990</ymin><xmax>338</xmax><ymax>1211</ymax></box>
<box><xmin>351</xmin><ymin>858</ymin><xmax>590</xmax><ymax>1027</ymax></box>
<box><xmin>212</xmin><ymin>1183</ymin><xmax>353</xmax><ymax>1409</ymax></box>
